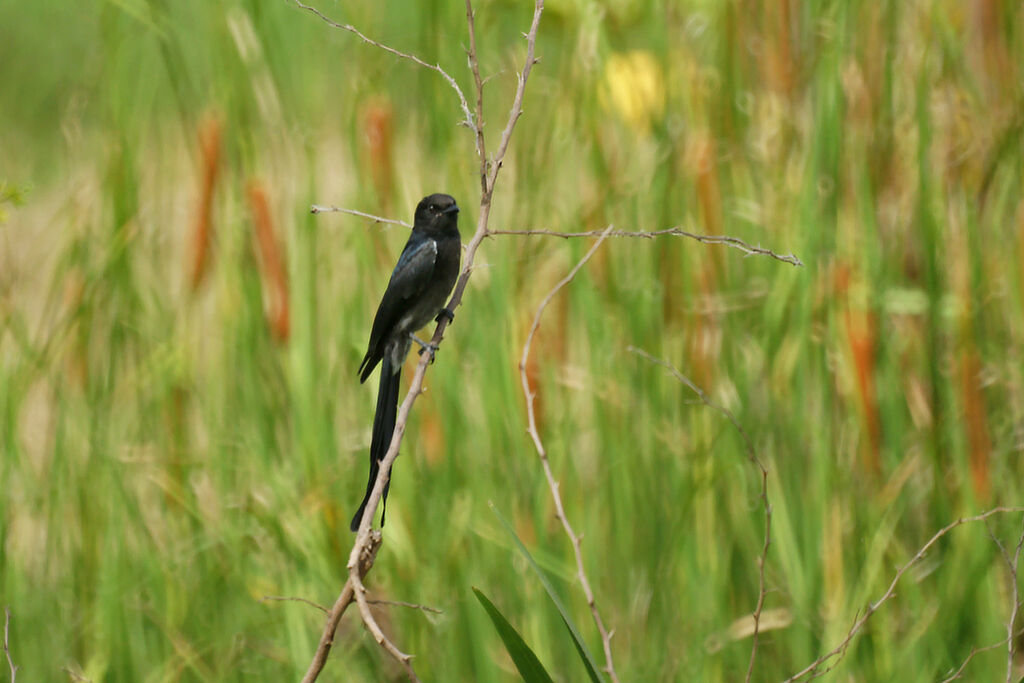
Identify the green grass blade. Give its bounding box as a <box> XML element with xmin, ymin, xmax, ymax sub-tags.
<box><xmin>489</xmin><ymin>502</ymin><xmax>604</xmax><ymax>683</ymax></box>
<box><xmin>472</xmin><ymin>587</ymin><xmax>556</xmax><ymax>683</ymax></box>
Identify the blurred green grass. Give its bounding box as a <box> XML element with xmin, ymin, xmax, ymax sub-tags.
<box><xmin>2</xmin><ymin>0</ymin><xmax>1024</xmax><ymax>680</ymax></box>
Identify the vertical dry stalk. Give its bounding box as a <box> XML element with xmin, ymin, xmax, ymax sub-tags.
<box><xmin>519</xmin><ymin>226</ymin><xmax>620</xmax><ymax>683</ymax></box>
<box><xmin>189</xmin><ymin>114</ymin><xmax>222</xmax><ymax>291</ymax></box>
<box><xmin>246</xmin><ymin>180</ymin><xmax>290</xmax><ymax>342</ymax></box>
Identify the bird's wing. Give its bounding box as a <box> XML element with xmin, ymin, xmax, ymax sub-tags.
<box><xmin>388</xmin><ymin>236</ymin><xmax>438</xmax><ymax>300</ymax></box>
<box><xmin>359</xmin><ymin>236</ymin><xmax>438</xmax><ymax>381</ymax></box>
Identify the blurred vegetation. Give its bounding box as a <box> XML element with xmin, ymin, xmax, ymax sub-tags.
<box><xmin>2</xmin><ymin>0</ymin><xmax>1024</xmax><ymax>680</ymax></box>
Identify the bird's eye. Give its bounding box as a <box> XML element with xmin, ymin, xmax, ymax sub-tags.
<box><xmin>428</xmin><ymin>204</ymin><xmax>438</xmax><ymax>213</ymax></box>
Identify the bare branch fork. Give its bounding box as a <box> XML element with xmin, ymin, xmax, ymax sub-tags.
<box><xmin>784</xmin><ymin>506</ymin><xmax>1024</xmax><ymax>682</ymax></box>
<box><xmin>940</xmin><ymin>517</ymin><xmax>1024</xmax><ymax>682</ymax></box>
<box><xmin>627</xmin><ymin>348</ymin><xmax>772</xmax><ymax>682</ymax></box>
<box><xmin>519</xmin><ymin>226</ymin><xmax>621</xmax><ymax>683</ymax></box>
<box><xmin>294</xmin><ymin>1</ymin><xmax>545</xmax><ymax>680</ymax></box>
<box><xmin>989</xmin><ymin>515</ymin><xmax>1024</xmax><ymax>683</ymax></box>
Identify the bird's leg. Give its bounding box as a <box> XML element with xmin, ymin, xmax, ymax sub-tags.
<box><xmin>435</xmin><ymin>307</ymin><xmax>455</xmax><ymax>325</ymax></box>
<box><xmin>410</xmin><ymin>333</ymin><xmax>439</xmax><ymax>362</ymax></box>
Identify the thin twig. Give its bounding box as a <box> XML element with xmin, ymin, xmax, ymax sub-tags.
<box><xmin>519</xmin><ymin>226</ymin><xmax>621</xmax><ymax>683</ymax></box>
<box><xmin>1009</xmin><ymin>520</ymin><xmax>1024</xmax><ymax>683</ymax></box>
<box><xmin>489</xmin><ymin>227</ymin><xmax>804</xmax><ymax>267</ymax></box>
<box><xmin>627</xmin><ymin>347</ymin><xmax>771</xmax><ymax>682</ymax></box>
<box><xmin>366</xmin><ymin>599</ymin><xmax>444</xmax><ymax>615</ymax></box>
<box><xmin>991</xmin><ymin>515</ymin><xmax>1024</xmax><ymax>683</ymax></box>
<box><xmin>288</xmin><ymin>1</ymin><xmax>475</xmax><ymax>131</ymax></box>
<box><xmin>940</xmin><ymin>637</ymin><xmax>1017</xmax><ymax>682</ymax></box>
<box><xmin>310</xmin><ymin>205</ymin><xmax>412</xmax><ymax>228</ymax></box>
<box><xmin>261</xmin><ymin>595</ymin><xmax>329</xmax><ymax>614</ymax></box>
<box><xmin>348</xmin><ymin>567</ymin><xmax>419</xmax><ymax>681</ymax></box>
<box><xmin>783</xmin><ymin>507</ymin><xmax>1024</xmax><ymax>682</ymax></box>
<box><xmin>4</xmin><ymin>607</ymin><xmax>15</xmax><ymax>683</ymax></box>
<box><xmin>464</xmin><ymin>0</ymin><xmax>488</xmax><ymax>192</ymax></box>
<box><xmin>483</xmin><ymin>0</ymin><xmax>543</xmax><ymax>200</ymax></box>
<box><xmin>301</xmin><ymin>531</ymin><xmax>382</xmax><ymax>683</ymax></box>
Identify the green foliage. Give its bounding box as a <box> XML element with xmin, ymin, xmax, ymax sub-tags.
<box><xmin>473</xmin><ymin>587</ymin><xmax>556</xmax><ymax>683</ymax></box>
<box><xmin>492</xmin><ymin>503</ymin><xmax>603</xmax><ymax>682</ymax></box>
<box><xmin>2</xmin><ymin>0</ymin><xmax>1024</xmax><ymax>681</ymax></box>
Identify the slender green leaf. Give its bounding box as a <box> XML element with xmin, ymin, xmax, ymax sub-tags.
<box><xmin>473</xmin><ymin>587</ymin><xmax>555</xmax><ymax>683</ymax></box>
<box><xmin>490</xmin><ymin>502</ymin><xmax>604</xmax><ymax>683</ymax></box>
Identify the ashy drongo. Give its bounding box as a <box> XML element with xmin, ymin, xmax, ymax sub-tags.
<box><xmin>350</xmin><ymin>193</ymin><xmax>462</xmax><ymax>531</ymax></box>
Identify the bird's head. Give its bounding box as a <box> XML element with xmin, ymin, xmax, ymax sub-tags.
<box><xmin>413</xmin><ymin>193</ymin><xmax>460</xmax><ymax>236</ymax></box>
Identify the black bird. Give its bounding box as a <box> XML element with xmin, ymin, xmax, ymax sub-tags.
<box><xmin>350</xmin><ymin>193</ymin><xmax>462</xmax><ymax>531</ymax></box>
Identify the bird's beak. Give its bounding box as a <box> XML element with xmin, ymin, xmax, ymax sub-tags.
<box><xmin>442</xmin><ymin>203</ymin><xmax>460</xmax><ymax>215</ymax></box>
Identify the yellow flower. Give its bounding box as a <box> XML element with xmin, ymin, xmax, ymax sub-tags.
<box><xmin>601</xmin><ymin>50</ymin><xmax>665</xmax><ymax>133</ymax></box>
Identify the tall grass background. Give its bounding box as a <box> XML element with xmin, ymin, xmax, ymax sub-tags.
<box><xmin>2</xmin><ymin>0</ymin><xmax>1023</xmax><ymax>680</ymax></box>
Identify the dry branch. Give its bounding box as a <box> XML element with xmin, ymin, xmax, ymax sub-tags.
<box><xmin>301</xmin><ymin>531</ymin><xmax>382</xmax><ymax>683</ymax></box>
<box><xmin>489</xmin><ymin>227</ymin><xmax>803</xmax><ymax>267</ymax></box>
<box><xmin>519</xmin><ymin>226</ymin><xmax>620</xmax><ymax>683</ymax></box>
<box><xmin>366</xmin><ymin>599</ymin><xmax>444</xmax><ymax>615</ymax></box>
<box><xmin>991</xmin><ymin>516</ymin><xmax>1024</xmax><ymax>683</ymax></box>
<box><xmin>464</xmin><ymin>0</ymin><xmax>488</xmax><ymax>191</ymax></box>
<box><xmin>261</xmin><ymin>595</ymin><xmax>329</xmax><ymax>614</ymax></box>
<box><xmin>940</xmin><ymin>634</ymin><xmax>1019</xmax><ymax>682</ymax></box>
<box><xmin>310</xmin><ymin>205</ymin><xmax>412</xmax><ymax>229</ymax></box>
<box><xmin>784</xmin><ymin>507</ymin><xmax>1024</xmax><ymax>682</ymax></box>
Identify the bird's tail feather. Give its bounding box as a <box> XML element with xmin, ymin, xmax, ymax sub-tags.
<box><xmin>350</xmin><ymin>358</ymin><xmax>401</xmax><ymax>531</ymax></box>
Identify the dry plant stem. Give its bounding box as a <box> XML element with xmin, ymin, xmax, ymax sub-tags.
<box><xmin>366</xmin><ymin>600</ymin><xmax>444</xmax><ymax>615</ymax></box>
<box><xmin>939</xmin><ymin>514</ymin><xmax>1024</xmax><ymax>683</ymax></box>
<box><xmin>627</xmin><ymin>347</ymin><xmax>771</xmax><ymax>683</ymax></box>
<box><xmin>301</xmin><ymin>532</ymin><xmax>382</xmax><ymax>683</ymax></box>
<box><xmin>301</xmin><ymin>2</ymin><xmax>546</xmax><ymax>680</ymax></box>
<box><xmin>4</xmin><ymin>607</ymin><xmax>16</xmax><ymax>683</ymax></box>
<box><xmin>490</xmin><ymin>227</ymin><xmax>803</xmax><ymax>267</ymax></box>
<box><xmin>261</xmin><ymin>595</ymin><xmax>329</xmax><ymax>614</ymax></box>
<box><xmin>310</xmin><ymin>205</ymin><xmax>412</xmax><ymax>228</ymax></box>
<box><xmin>519</xmin><ymin>226</ymin><xmax>621</xmax><ymax>683</ymax></box>
<box><xmin>464</xmin><ymin>0</ymin><xmax>487</xmax><ymax>190</ymax></box>
<box><xmin>783</xmin><ymin>506</ymin><xmax>1024</xmax><ymax>682</ymax></box>
<box><xmin>940</xmin><ymin>630</ymin><xmax>1024</xmax><ymax>682</ymax></box>
<box><xmin>484</xmin><ymin>0</ymin><xmax>543</xmax><ymax>199</ymax></box>
<box><xmin>289</xmin><ymin>1</ymin><xmax>474</xmax><ymax>130</ymax></box>
<box><xmin>992</xmin><ymin>516</ymin><xmax>1024</xmax><ymax>683</ymax></box>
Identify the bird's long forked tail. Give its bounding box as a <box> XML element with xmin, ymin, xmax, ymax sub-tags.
<box><xmin>350</xmin><ymin>358</ymin><xmax>401</xmax><ymax>531</ymax></box>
